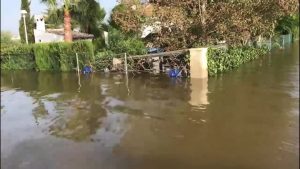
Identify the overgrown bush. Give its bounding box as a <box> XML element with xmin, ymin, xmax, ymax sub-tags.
<box><xmin>207</xmin><ymin>46</ymin><xmax>268</xmax><ymax>76</ymax></box>
<box><xmin>107</xmin><ymin>28</ymin><xmax>146</xmax><ymax>55</ymax></box>
<box><xmin>93</xmin><ymin>38</ymin><xmax>106</xmax><ymax>52</ymax></box>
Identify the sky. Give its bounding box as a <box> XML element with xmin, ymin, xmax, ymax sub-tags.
<box><xmin>1</xmin><ymin>0</ymin><xmax>117</xmax><ymax>36</ymax></box>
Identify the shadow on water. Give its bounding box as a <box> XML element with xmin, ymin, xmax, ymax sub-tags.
<box><xmin>1</xmin><ymin>42</ymin><xmax>299</xmax><ymax>169</ymax></box>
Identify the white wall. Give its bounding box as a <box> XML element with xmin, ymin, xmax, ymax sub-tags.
<box><xmin>34</xmin><ymin>15</ymin><xmax>46</xmax><ymax>32</ymax></box>
<box><xmin>34</xmin><ymin>29</ymin><xmax>64</xmax><ymax>43</ymax></box>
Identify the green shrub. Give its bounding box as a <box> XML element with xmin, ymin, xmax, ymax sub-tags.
<box><xmin>207</xmin><ymin>46</ymin><xmax>268</xmax><ymax>76</ymax></box>
<box><xmin>93</xmin><ymin>38</ymin><xmax>106</xmax><ymax>51</ymax></box>
<box><xmin>107</xmin><ymin>28</ymin><xmax>146</xmax><ymax>55</ymax></box>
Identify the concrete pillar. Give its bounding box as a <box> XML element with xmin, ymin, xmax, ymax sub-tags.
<box><xmin>189</xmin><ymin>48</ymin><xmax>208</xmax><ymax>79</ymax></box>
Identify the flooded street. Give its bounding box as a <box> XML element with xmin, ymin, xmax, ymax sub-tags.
<box><xmin>1</xmin><ymin>42</ymin><xmax>299</xmax><ymax>169</ymax></box>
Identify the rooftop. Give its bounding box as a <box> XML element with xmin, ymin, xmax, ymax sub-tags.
<box><xmin>46</xmin><ymin>29</ymin><xmax>94</xmax><ymax>40</ymax></box>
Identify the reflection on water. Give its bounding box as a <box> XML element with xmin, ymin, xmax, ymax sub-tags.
<box><xmin>189</xmin><ymin>78</ymin><xmax>209</xmax><ymax>109</ymax></box>
<box><xmin>1</xmin><ymin>42</ymin><xmax>299</xmax><ymax>169</ymax></box>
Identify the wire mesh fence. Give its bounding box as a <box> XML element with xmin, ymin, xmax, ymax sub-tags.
<box><xmin>93</xmin><ymin>34</ymin><xmax>296</xmax><ymax>73</ymax></box>
<box><xmin>257</xmin><ymin>34</ymin><xmax>293</xmax><ymax>50</ymax></box>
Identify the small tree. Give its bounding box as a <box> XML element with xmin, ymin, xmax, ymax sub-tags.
<box><xmin>73</xmin><ymin>0</ymin><xmax>106</xmax><ymax>37</ymax></box>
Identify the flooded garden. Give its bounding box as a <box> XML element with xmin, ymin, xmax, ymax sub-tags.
<box><xmin>1</xmin><ymin>42</ymin><xmax>299</xmax><ymax>169</ymax></box>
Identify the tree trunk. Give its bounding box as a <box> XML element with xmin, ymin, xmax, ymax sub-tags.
<box><xmin>199</xmin><ymin>0</ymin><xmax>207</xmax><ymax>26</ymax></box>
<box><xmin>64</xmin><ymin>8</ymin><xmax>72</xmax><ymax>42</ymax></box>
<box><xmin>199</xmin><ymin>0</ymin><xmax>207</xmax><ymax>43</ymax></box>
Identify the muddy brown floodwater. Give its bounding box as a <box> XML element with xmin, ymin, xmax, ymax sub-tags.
<box><xmin>1</xmin><ymin>42</ymin><xmax>299</xmax><ymax>169</ymax></box>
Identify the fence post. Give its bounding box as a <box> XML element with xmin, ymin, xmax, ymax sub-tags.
<box><xmin>124</xmin><ymin>53</ymin><xmax>128</xmax><ymax>75</ymax></box>
<box><xmin>258</xmin><ymin>35</ymin><xmax>262</xmax><ymax>48</ymax></box>
<box><xmin>76</xmin><ymin>53</ymin><xmax>80</xmax><ymax>74</ymax></box>
<box><xmin>76</xmin><ymin>53</ymin><xmax>81</xmax><ymax>91</ymax></box>
<box><xmin>124</xmin><ymin>52</ymin><xmax>130</xmax><ymax>94</ymax></box>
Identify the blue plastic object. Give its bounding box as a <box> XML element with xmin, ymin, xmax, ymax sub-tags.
<box><xmin>169</xmin><ymin>68</ymin><xmax>181</xmax><ymax>78</ymax></box>
<box><xmin>147</xmin><ymin>48</ymin><xmax>165</xmax><ymax>54</ymax></box>
<box><xmin>83</xmin><ymin>65</ymin><xmax>92</xmax><ymax>74</ymax></box>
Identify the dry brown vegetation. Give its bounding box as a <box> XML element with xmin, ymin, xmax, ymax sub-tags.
<box><xmin>112</xmin><ymin>0</ymin><xmax>299</xmax><ymax>50</ymax></box>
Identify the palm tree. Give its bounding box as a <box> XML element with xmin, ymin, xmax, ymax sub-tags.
<box><xmin>72</xmin><ymin>0</ymin><xmax>106</xmax><ymax>37</ymax></box>
<box><xmin>41</xmin><ymin>0</ymin><xmax>80</xmax><ymax>42</ymax></box>
<box><xmin>43</xmin><ymin>0</ymin><xmax>106</xmax><ymax>41</ymax></box>
<box><xmin>63</xmin><ymin>5</ymin><xmax>73</xmax><ymax>42</ymax></box>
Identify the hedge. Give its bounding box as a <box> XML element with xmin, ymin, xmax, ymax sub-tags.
<box><xmin>0</xmin><ymin>44</ymin><xmax>35</xmax><ymax>70</ymax></box>
<box><xmin>1</xmin><ymin>40</ymin><xmax>94</xmax><ymax>71</ymax></box>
